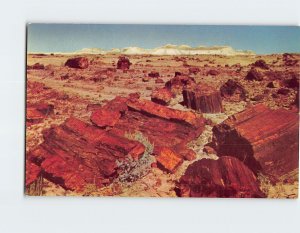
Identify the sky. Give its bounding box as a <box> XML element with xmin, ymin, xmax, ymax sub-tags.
<box><xmin>27</xmin><ymin>24</ymin><xmax>300</xmax><ymax>54</ymax></box>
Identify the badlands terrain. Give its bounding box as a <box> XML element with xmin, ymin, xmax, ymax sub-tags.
<box><xmin>26</xmin><ymin>46</ymin><xmax>299</xmax><ymax>198</ymax></box>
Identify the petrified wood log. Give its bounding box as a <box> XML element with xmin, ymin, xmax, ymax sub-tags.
<box><xmin>220</xmin><ymin>79</ymin><xmax>247</xmax><ymax>102</ymax></box>
<box><xmin>182</xmin><ymin>84</ymin><xmax>223</xmax><ymax>113</ymax></box>
<box><xmin>245</xmin><ymin>68</ymin><xmax>263</xmax><ymax>81</ymax></box>
<box><xmin>25</xmin><ymin>161</ymin><xmax>41</xmax><ymax>186</ymax></box>
<box><xmin>156</xmin><ymin>147</ymin><xmax>183</xmax><ymax>173</ymax></box>
<box><xmin>28</xmin><ymin>117</ymin><xmax>145</xmax><ymax>191</ymax></box>
<box><xmin>176</xmin><ymin>156</ymin><xmax>265</xmax><ymax>198</ymax></box>
<box><xmin>151</xmin><ymin>88</ymin><xmax>173</xmax><ymax>105</ymax></box>
<box><xmin>65</xmin><ymin>57</ymin><xmax>89</xmax><ymax>69</ymax></box>
<box><xmin>26</xmin><ymin>104</ymin><xmax>54</xmax><ymax>125</ymax></box>
<box><xmin>212</xmin><ymin>104</ymin><xmax>299</xmax><ymax>179</ymax></box>
<box><xmin>117</xmin><ymin>56</ymin><xmax>131</xmax><ymax>70</ymax></box>
<box><xmin>165</xmin><ymin>75</ymin><xmax>195</xmax><ymax>94</ymax></box>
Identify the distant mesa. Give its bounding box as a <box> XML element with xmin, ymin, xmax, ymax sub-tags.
<box><xmin>31</xmin><ymin>44</ymin><xmax>255</xmax><ymax>56</ymax></box>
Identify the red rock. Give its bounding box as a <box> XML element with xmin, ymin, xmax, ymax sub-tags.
<box><xmin>151</xmin><ymin>88</ymin><xmax>173</xmax><ymax>105</ymax></box>
<box><xmin>90</xmin><ymin>109</ymin><xmax>121</xmax><ymax>128</ymax></box>
<box><xmin>27</xmin><ymin>63</ymin><xmax>45</xmax><ymax>70</ymax></box>
<box><xmin>207</xmin><ymin>69</ymin><xmax>219</xmax><ymax>76</ymax></box>
<box><xmin>165</xmin><ymin>75</ymin><xmax>196</xmax><ymax>94</ymax></box>
<box><xmin>212</xmin><ymin>104</ymin><xmax>299</xmax><ymax>178</ymax></box>
<box><xmin>176</xmin><ymin>156</ymin><xmax>265</xmax><ymax>198</ymax></box>
<box><xmin>148</xmin><ymin>71</ymin><xmax>160</xmax><ymax>78</ymax></box>
<box><xmin>284</xmin><ymin>75</ymin><xmax>299</xmax><ymax>89</ymax></box>
<box><xmin>25</xmin><ymin>161</ymin><xmax>41</xmax><ymax>186</ymax></box>
<box><xmin>117</xmin><ymin>56</ymin><xmax>131</xmax><ymax>70</ymax></box>
<box><xmin>183</xmin><ymin>83</ymin><xmax>223</xmax><ymax>113</ymax></box>
<box><xmin>65</xmin><ymin>57</ymin><xmax>89</xmax><ymax>69</ymax></box>
<box><xmin>203</xmin><ymin>145</ymin><xmax>216</xmax><ymax>154</ymax></box>
<box><xmin>101</xmin><ymin>97</ymin><xmax>206</xmax><ymax>163</ymax></box>
<box><xmin>220</xmin><ymin>79</ymin><xmax>247</xmax><ymax>102</ymax></box>
<box><xmin>155</xmin><ymin>78</ymin><xmax>164</xmax><ymax>84</ymax></box>
<box><xmin>266</xmin><ymin>80</ymin><xmax>280</xmax><ymax>88</ymax></box>
<box><xmin>28</xmin><ymin>117</ymin><xmax>145</xmax><ymax>191</ymax></box>
<box><xmin>252</xmin><ymin>59</ymin><xmax>269</xmax><ymax>69</ymax></box>
<box><xmin>245</xmin><ymin>68</ymin><xmax>263</xmax><ymax>81</ymax></box>
<box><xmin>277</xmin><ymin>88</ymin><xmax>290</xmax><ymax>95</ymax></box>
<box><xmin>26</xmin><ymin>104</ymin><xmax>54</xmax><ymax>124</ymax></box>
<box><xmin>189</xmin><ymin>67</ymin><xmax>200</xmax><ymax>74</ymax></box>
<box><xmin>156</xmin><ymin>147</ymin><xmax>183</xmax><ymax>173</ymax></box>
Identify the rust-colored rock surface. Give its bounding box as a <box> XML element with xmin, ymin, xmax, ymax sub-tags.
<box><xmin>220</xmin><ymin>79</ymin><xmax>247</xmax><ymax>102</ymax></box>
<box><xmin>176</xmin><ymin>156</ymin><xmax>265</xmax><ymax>198</ymax></box>
<box><xmin>28</xmin><ymin>117</ymin><xmax>145</xmax><ymax>191</ymax></box>
<box><xmin>25</xmin><ymin>161</ymin><xmax>41</xmax><ymax>186</ymax></box>
<box><xmin>245</xmin><ymin>68</ymin><xmax>263</xmax><ymax>81</ymax></box>
<box><xmin>183</xmin><ymin>84</ymin><xmax>223</xmax><ymax>113</ymax></box>
<box><xmin>148</xmin><ymin>71</ymin><xmax>160</xmax><ymax>78</ymax></box>
<box><xmin>90</xmin><ymin>109</ymin><xmax>121</xmax><ymax>128</ymax></box>
<box><xmin>91</xmin><ymin>97</ymin><xmax>206</xmax><ymax>167</ymax></box>
<box><xmin>151</xmin><ymin>88</ymin><xmax>173</xmax><ymax>105</ymax></box>
<box><xmin>252</xmin><ymin>59</ymin><xmax>269</xmax><ymax>69</ymax></box>
<box><xmin>165</xmin><ymin>75</ymin><xmax>195</xmax><ymax>94</ymax></box>
<box><xmin>65</xmin><ymin>57</ymin><xmax>89</xmax><ymax>69</ymax></box>
<box><xmin>117</xmin><ymin>56</ymin><xmax>131</xmax><ymax>70</ymax></box>
<box><xmin>212</xmin><ymin>104</ymin><xmax>299</xmax><ymax>178</ymax></box>
<box><xmin>156</xmin><ymin>148</ymin><xmax>183</xmax><ymax>173</ymax></box>
<box><xmin>26</xmin><ymin>104</ymin><xmax>54</xmax><ymax>125</ymax></box>
<box><xmin>27</xmin><ymin>63</ymin><xmax>45</xmax><ymax>70</ymax></box>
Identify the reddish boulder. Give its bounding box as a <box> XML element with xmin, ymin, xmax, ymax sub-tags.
<box><xmin>212</xmin><ymin>104</ymin><xmax>299</xmax><ymax>178</ymax></box>
<box><xmin>189</xmin><ymin>67</ymin><xmax>200</xmax><ymax>74</ymax></box>
<box><xmin>117</xmin><ymin>56</ymin><xmax>131</xmax><ymax>70</ymax></box>
<box><xmin>151</xmin><ymin>88</ymin><xmax>173</xmax><ymax>105</ymax></box>
<box><xmin>90</xmin><ymin>109</ymin><xmax>121</xmax><ymax>128</ymax></box>
<box><xmin>245</xmin><ymin>68</ymin><xmax>263</xmax><ymax>81</ymax></box>
<box><xmin>155</xmin><ymin>78</ymin><xmax>164</xmax><ymax>84</ymax></box>
<box><xmin>252</xmin><ymin>59</ymin><xmax>269</xmax><ymax>69</ymax></box>
<box><xmin>156</xmin><ymin>147</ymin><xmax>183</xmax><ymax>173</ymax></box>
<box><xmin>65</xmin><ymin>57</ymin><xmax>89</xmax><ymax>69</ymax></box>
<box><xmin>176</xmin><ymin>156</ymin><xmax>265</xmax><ymax>198</ymax></box>
<box><xmin>220</xmin><ymin>79</ymin><xmax>247</xmax><ymax>102</ymax></box>
<box><xmin>183</xmin><ymin>83</ymin><xmax>223</xmax><ymax>113</ymax></box>
<box><xmin>27</xmin><ymin>63</ymin><xmax>45</xmax><ymax>70</ymax></box>
<box><xmin>165</xmin><ymin>75</ymin><xmax>196</xmax><ymax>94</ymax></box>
<box><xmin>148</xmin><ymin>71</ymin><xmax>160</xmax><ymax>78</ymax></box>
<box><xmin>207</xmin><ymin>69</ymin><xmax>219</xmax><ymax>76</ymax></box>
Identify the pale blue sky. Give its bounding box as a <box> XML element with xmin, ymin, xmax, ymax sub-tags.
<box><xmin>27</xmin><ymin>24</ymin><xmax>300</xmax><ymax>54</ymax></box>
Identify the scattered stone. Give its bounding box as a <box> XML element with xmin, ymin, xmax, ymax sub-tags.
<box><xmin>65</xmin><ymin>57</ymin><xmax>89</xmax><ymax>69</ymax></box>
<box><xmin>245</xmin><ymin>68</ymin><xmax>263</xmax><ymax>81</ymax></box>
<box><xmin>27</xmin><ymin>63</ymin><xmax>45</xmax><ymax>70</ymax></box>
<box><xmin>267</xmin><ymin>80</ymin><xmax>280</xmax><ymax>88</ymax></box>
<box><xmin>252</xmin><ymin>59</ymin><xmax>269</xmax><ymax>69</ymax></box>
<box><xmin>155</xmin><ymin>78</ymin><xmax>164</xmax><ymax>84</ymax></box>
<box><xmin>148</xmin><ymin>71</ymin><xmax>160</xmax><ymax>78</ymax></box>
<box><xmin>189</xmin><ymin>67</ymin><xmax>200</xmax><ymax>74</ymax></box>
<box><xmin>117</xmin><ymin>56</ymin><xmax>131</xmax><ymax>70</ymax></box>
<box><xmin>277</xmin><ymin>88</ymin><xmax>290</xmax><ymax>95</ymax></box>
<box><xmin>220</xmin><ymin>79</ymin><xmax>247</xmax><ymax>102</ymax></box>
<box><xmin>207</xmin><ymin>69</ymin><xmax>219</xmax><ymax>76</ymax></box>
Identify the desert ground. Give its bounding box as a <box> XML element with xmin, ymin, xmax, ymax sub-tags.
<box><xmin>26</xmin><ymin>52</ymin><xmax>299</xmax><ymax>198</ymax></box>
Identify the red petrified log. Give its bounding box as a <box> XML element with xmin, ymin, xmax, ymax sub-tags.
<box><xmin>252</xmin><ymin>59</ymin><xmax>269</xmax><ymax>69</ymax></box>
<box><xmin>151</xmin><ymin>88</ymin><xmax>173</xmax><ymax>105</ymax></box>
<box><xmin>26</xmin><ymin>104</ymin><xmax>54</xmax><ymax>124</ymax></box>
<box><xmin>183</xmin><ymin>84</ymin><xmax>223</xmax><ymax>113</ymax></box>
<box><xmin>65</xmin><ymin>57</ymin><xmax>89</xmax><ymax>69</ymax></box>
<box><xmin>245</xmin><ymin>68</ymin><xmax>263</xmax><ymax>81</ymax></box>
<box><xmin>148</xmin><ymin>71</ymin><xmax>160</xmax><ymax>78</ymax></box>
<box><xmin>165</xmin><ymin>75</ymin><xmax>195</xmax><ymax>94</ymax></box>
<box><xmin>176</xmin><ymin>156</ymin><xmax>265</xmax><ymax>198</ymax></box>
<box><xmin>90</xmin><ymin>109</ymin><xmax>121</xmax><ymax>128</ymax></box>
<box><xmin>212</xmin><ymin>104</ymin><xmax>299</xmax><ymax>178</ymax></box>
<box><xmin>156</xmin><ymin>147</ymin><xmax>183</xmax><ymax>173</ymax></box>
<box><xmin>27</xmin><ymin>63</ymin><xmax>45</xmax><ymax>70</ymax></box>
<box><xmin>220</xmin><ymin>79</ymin><xmax>247</xmax><ymax>102</ymax></box>
<box><xmin>28</xmin><ymin>117</ymin><xmax>145</xmax><ymax>191</ymax></box>
<box><xmin>117</xmin><ymin>56</ymin><xmax>131</xmax><ymax>70</ymax></box>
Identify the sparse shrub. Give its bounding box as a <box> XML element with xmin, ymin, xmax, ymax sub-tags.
<box><xmin>116</xmin><ymin>131</ymin><xmax>154</xmax><ymax>183</ymax></box>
